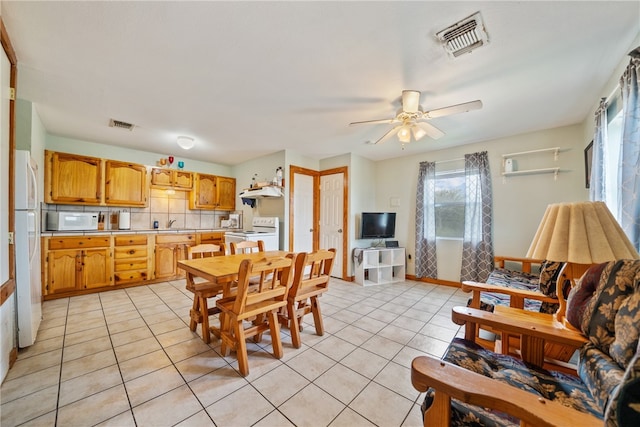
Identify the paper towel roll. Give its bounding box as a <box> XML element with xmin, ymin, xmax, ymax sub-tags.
<box><xmin>119</xmin><ymin>212</ymin><xmax>131</xmax><ymax>229</ymax></box>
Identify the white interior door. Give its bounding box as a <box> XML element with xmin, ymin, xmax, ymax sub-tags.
<box><xmin>320</xmin><ymin>173</ymin><xmax>344</xmax><ymax>278</ymax></box>
<box><xmin>292</xmin><ymin>172</ymin><xmax>314</xmax><ymax>252</ymax></box>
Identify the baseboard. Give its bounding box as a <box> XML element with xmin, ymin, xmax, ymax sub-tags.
<box><xmin>405</xmin><ymin>275</ymin><xmax>461</xmax><ymax>288</ymax></box>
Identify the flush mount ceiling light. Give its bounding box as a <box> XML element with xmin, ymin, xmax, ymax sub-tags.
<box><xmin>177</xmin><ymin>136</ymin><xmax>195</xmax><ymax>150</ymax></box>
<box><xmin>436</xmin><ymin>11</ymin><xmax>489</xmax><ymax>58</ymax></box>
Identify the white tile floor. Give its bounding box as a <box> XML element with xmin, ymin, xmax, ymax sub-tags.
<box><xmin>1</xmin><ymin>278</ymin><xmax>468</xmax><ymax>427</ymax></box>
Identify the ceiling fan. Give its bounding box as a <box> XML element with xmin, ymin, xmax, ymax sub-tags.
<box><xmin>349</xmin><ymin>90</ymin><xmax>483</xmax><ymax>146</ymax></box>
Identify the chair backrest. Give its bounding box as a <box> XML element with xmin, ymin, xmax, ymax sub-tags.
<box><xmin>187</xmin><ymin>243</ymin><xmax>226</xmax><ymax>260</ymax></box>
<box><xmin>290</xmin><ymin>249</ymin><xmax>335</xmax><ymax>297</ymax></box>
<box><xmin>232</xmin><ymin>255</ymin><xmax>294</xmax><ymax>316</ymax></box>
<box><xmin>230</xmin><ymin>240</ymin><xmax>265</xmax><ymax>255</ymax></box>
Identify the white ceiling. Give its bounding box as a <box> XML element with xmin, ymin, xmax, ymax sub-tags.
<box><xmin>2</xmin><ymin>1</ymin><xmax>639</xmax><ymax>165</ymax></box>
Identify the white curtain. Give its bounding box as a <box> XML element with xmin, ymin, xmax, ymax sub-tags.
<box><xmin>460</xmin><ymin>151</ymin><xmax>494</xmax><ymax>282</ymax></box>
<box><xmin>590</xmin><ymin>99</ymin><xmax>607</xmax><ymax>202</ymax></box>
<box><xmin>619</xmin><ymin>57</ymin><xmax>640</xmax><ymax>251</ymax></box>
<box><xmin>415</xmin><ymin>161</ymin><xmax>437</xmax><ymax>278</ymax></box>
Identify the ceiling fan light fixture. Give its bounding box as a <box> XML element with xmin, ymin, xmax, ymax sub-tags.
<box><xmin>177</xmin><ymin>136</ymin><xmax>195</xmax><ymax>150</ymax></box>
<box><xmin>411</xmin><ymin>124</ymin><xmax>427</xmax><ymax>141</ymax></box>
<box><xmin>397</xmin><ymin>125</ymin><xmax>411</xmax><ymax>143</ymax></box>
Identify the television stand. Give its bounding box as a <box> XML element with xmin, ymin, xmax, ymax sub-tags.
<box><xmin>354</xmin><ymin>247</ymin><xmax>405</xmax><ymax>286</ymax></box>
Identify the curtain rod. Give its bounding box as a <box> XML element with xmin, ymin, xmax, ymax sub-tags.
<box><xmin>604</xmin><ymin>84</ymin><xmax>620</xmax><ymax>105</ymax></box>
<box><xmin>435</xmin><ymin>157</ymin><xmax>464</xmax><ymax>164</ymax></box>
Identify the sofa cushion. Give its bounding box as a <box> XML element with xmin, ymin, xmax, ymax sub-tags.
<box><xmin>566</xmin><ymin>262</ymin><xmax>607</xmax><ymax>330</ymax></box>
<box><xmin>610</xmin><ymin>290</ymin><xmax>640</xmax><ymax>368</ymax></box>
<box><xmin>472</xmin><ymin>267</ymin><xmax>542</xmax><ymax>312</ymax></box>
<box><xmin>580</xmin><ymin>260</ymin><xmax>640</xmax><ymax>354</ymax></box>
<box><xmin>605</xmin><ymin>342</ymin><xmax>640</xmax><ymax>426</ymax></box>
<box><xmin>578</xmin><ymin>342</ymin><xmax>626</xmax><ymax>414</ymax></box>
<box><xmin>443</xmin><ymin>338</ymin><xmax>602</xmax><ymax>418</ymax></box>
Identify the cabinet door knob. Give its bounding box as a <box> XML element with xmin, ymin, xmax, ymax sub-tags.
<box><xmin>338</xmin><ymin>229</ymin><xmax>343</xmax><ymax>233</ymax></box>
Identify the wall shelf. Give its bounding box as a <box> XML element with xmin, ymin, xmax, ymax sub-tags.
<box><xmin>501</xmin><ymin>147</ymin><xmax>564</xmax><ymax>180</ymax></box>
<box><xmin>501</xmin><ymin>167</ymin><xmax>560</xmax><ymax>179</ymax></box>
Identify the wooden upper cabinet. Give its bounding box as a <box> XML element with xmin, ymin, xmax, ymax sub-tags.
<box><xmin>104</xmin><ymin>160</ymin><xmax>147</xmax><ymax>207</ymax></box>
<box><xmin>216</xmin><ymin>176</ymin><xmax>236</xmax><ymax>210</ymax></box>
<box><xmin>151</xmin><ymin>168</ymin><xmax>192</xmax><ymax>189</ymax></box>
<box><xmin>45</xmin><ymin>150</ymin><xmax>102</xmax><ymax>205</ymax></box>
<box><xmin>191</xmin><ymin>173</ymin><xmax>217</xmax><ymax>209</ymax></box>
<box><xmin>190</xmin><ymin>173</ymin><xmax>236</xmax><ymax>210</ymax></box>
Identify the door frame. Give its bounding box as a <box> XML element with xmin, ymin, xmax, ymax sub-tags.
<box><xmin>0</xmin><ymin>18</ymin><xmax>18</xmax><ymax>367</ymax></box>
<box><xmin>288</xmin><ymin>165</ymin><xmax>349</xmax><ymax>280</ymax></box>
<box><xmin>288</xmin><ymin>165</ymin><xmax>319</xmax><ymax>251</ymax></box>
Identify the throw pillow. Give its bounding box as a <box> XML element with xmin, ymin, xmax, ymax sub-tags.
<box><xmin>538</xmin><ymin>260</ymin><xmax>565</xmax><ymax>314</ymax></box>
<box><xmin>565</xmin><ymin>262</ymin><xmax>606</xmax><ymax>330</ymax></box>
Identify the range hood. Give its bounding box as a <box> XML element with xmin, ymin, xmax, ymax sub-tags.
<box><xmin>239</xmin><ymin>186</ymin><xmax>284</xmax><ymax>199</ymax></box>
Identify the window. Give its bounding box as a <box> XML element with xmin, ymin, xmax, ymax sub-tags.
<box><xmin>434</xmin><ymin>170</ymin><xmax>465</xmax><ymax>238</ymax></box>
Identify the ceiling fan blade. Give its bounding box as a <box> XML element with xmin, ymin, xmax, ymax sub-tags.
<box><xmin>349</xmin><ymin>117</ymin><xmax>398</xmax><ymax>126</ymax></box>
<box><xmin>373</xmin><ymin>126</ymin><xmax>400</xmax><ymax>145</ymax></box>
<box><xmin>424</xmin><ymin>100</ymin><xmax>483</xmax><ymax>119</ymax></box>
<box><xmin>416</xmin><ymin>121</ymin><xmax>445</xmax><ymax>140</ymax></box>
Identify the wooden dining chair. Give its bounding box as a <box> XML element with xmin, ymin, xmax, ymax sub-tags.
<box><xmin>280</xmin><ymin>249</ymin><xmax>335</xmax><ymax>348</ymax></box>
<box><xmin>216</xmin><ymin>254</ymin><xmax>294</xmax><ymax>376</ymax></box>
<box><xmin>230</xmin><ymin>240</ymin><xmax>265</xmax><ymax>254</ymax></box>
<box><xmin>185</xmin><ymin>243</ymin><xmax>226</xmax><ymax>343</ymax></box>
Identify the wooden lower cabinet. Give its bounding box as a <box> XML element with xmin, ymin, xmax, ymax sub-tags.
<box><xmin>113</xmin><ymin>235</ymin><xmax>152</xmax><ymax>285</ymax></box>
<box><xmin>198</xmin><ymin>231</ymin><xmax>224</xmax><ymax>247</ymax></box>
<box><xmin>44</xmin><ymin>236</ymin><xmax>113</xmax><ymax>297</ymax></box>
<box><xmin>42</xmin><ymin>232</ymin><xmax>219</xmax><ymax>299</ymax></box>
<box><xmin>154</xmin><ymin>234</ymin><xmax>195</xmax><ymax>280</ymax></box>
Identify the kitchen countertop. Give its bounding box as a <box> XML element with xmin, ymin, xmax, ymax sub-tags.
<box><xmin>41</xmin><ymin>228</ymin><xmax>242</xmax><ymax>237</ymax></box>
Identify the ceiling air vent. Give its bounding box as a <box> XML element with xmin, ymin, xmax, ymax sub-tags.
<box><xmin>109</xmin><ymin>119</ymin><xmax>135</xmax><ymax>131</ymax></box>
<box><xmin>436</xmin><ymin>12</ymin><xmax>489</xmax><ymax>58</ymax></box>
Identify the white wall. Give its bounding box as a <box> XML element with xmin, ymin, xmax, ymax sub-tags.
<box><xmin>231</xmin><ymin>150</ymin><xmax>286</xmax><ymax>245</ymax></box>
<box><xmin>373</xmin><ymin>123</ymin><xmax>587</xmax><ymax>281</ymax></box>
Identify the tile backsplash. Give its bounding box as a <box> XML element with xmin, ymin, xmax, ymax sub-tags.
<box><xmin>43</xmin><ymin>189</ymin><xmax>240</xmax><ymax>230</ymax></box>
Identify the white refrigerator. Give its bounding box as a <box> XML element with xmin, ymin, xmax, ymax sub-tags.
<box><xmin>15</xmin><ymin>150</ymin><xmax>41</xmax><ymax>347</ymax></box>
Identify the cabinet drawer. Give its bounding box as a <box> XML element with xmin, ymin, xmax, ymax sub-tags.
<box><xmin>114</xmin><ymin>247</ymin><xmax>148</xmax><ymax>259</ymax></box>
<box><xmin>199</xmin><ymin>232</ymin><xmax>224</xmax><ymax>243</ymax></box>
<box><xmin>156</xmin><ymin>234</ymin><xmax>195</xmax><ymax>244</ymax></box>
<box><xmin>114</xmin><ymin>270</ymin><xmax>148</xmax><ymax>283</ymax></box>
<box><xmin>114</xmin><ymin>259</ymin><xmax>148</xmax><ymax>271</ymax></box>
<box><xmin>48</xmin><ymin>236</ymin><xmax>111</xmax><ymax>250</ymax></box>
<box><xmin>114</xmin><ymin>235</ymin><xmax>147</xmax><ymax>246</ymax></box>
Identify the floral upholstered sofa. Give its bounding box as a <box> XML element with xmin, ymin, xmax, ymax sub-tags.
<box><xmin>465</xmin><ymin>257</ymin><xmax>567</xmax><ymax>314</ymax></box>
<box><xmin>412</xmin><ymin>259</ymin><xmax>640</xmax><ymax>427</ymax></box>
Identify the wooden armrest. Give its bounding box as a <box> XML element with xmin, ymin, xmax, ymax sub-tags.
<box><xmin>411</xmin><ymin>355</ymin><xmax>601</xmax><ymax>427</ymax></box>
<box><xmin>451</xmin><ymin>306</ymin><xmax>587</xmax><ymax>347</ymax></box>
<box><xmin>462</xmin><ymin>281</ymin><xmax>558</xmax><ymax>304</ymax></box>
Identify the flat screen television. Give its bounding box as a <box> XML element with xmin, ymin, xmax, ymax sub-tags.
<box><xmin>360</xmin><ymin>212</ymin><xmax>396</xmax><ymax>239</ymax></box>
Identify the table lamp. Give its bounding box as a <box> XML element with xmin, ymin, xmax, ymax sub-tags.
<box><xmin>526</xmin><ymin>201</ymin><xmax>639</xmax><ymax>323</ymax></box>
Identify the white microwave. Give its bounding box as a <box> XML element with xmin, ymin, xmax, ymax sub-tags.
<box><xmin>47</xmin><ymin>212</ymin><xmax>99</xmax><ymax>231</ymax></box>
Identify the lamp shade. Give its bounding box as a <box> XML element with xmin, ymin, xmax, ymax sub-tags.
<box><xmin>177</xmin><ymin>136</ymin><xmax>195</xmax><ymax>150</ymax></box>
<box><xmin>526</xmin><ymin>201</ymin><xmax>639</xmax><ymax>264</ymax></box>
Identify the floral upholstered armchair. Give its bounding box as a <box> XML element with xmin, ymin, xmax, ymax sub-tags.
<box><xmin>412</xmin><ymin>259</ymin><xmax>640</xmax><ymax>427</ymax></box>
<box><xmin>461</xmin><ymin>256</ymin><xmax>591</xmax><ymax>363</ymax></box>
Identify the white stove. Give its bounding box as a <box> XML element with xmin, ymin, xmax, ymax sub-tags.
<box><xmin>224</xmin><ymin>216</ymin><xmax>280</xmax><ymax>251</ymax></box>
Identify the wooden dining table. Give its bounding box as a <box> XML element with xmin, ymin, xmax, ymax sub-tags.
<box><xmin>177</xmin><ymin>250</ymin><xmax>291</xmax><ymax>341</ymax></box>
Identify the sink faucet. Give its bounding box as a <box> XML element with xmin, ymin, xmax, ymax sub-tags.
<box><xmin>168</xmin><ymin>219</ymin><xmax>176</xmax><ymax>228</ymax></box>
